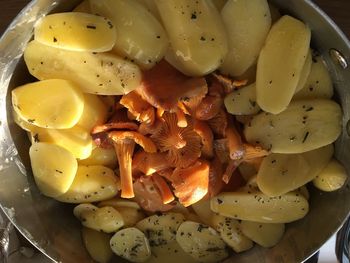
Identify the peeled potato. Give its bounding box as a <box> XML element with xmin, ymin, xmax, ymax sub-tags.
<box><xmin>24</xmin><ymin>40</ymin><xmax>141</xmax><ymax>95</ymax></box>
<box><xmin>191</xmin><ymin>199</ymin><xmax>216</xmax><ymax>227</ymax></box>
<box><xmin>34</xmin><ymin>13</ymin><xmax>116</xmax><ymax>52</ymax></box>
<box><xmin>73</xmin><ymin>203</ymin><xmax>98</xmax><ymax>219</ymax></box>
<box><xmin>257</xmin><ymin>144</ymin><xmax>333</xmax><ymax>196</ymax></box>
<box><xmin>294</xmin><ymin>54</ymin><xmax>334</xmax><ymax>99</ymax></box>
<box><xmin>90</xmin><ymin>0</ymin><xmax>168</xmax><ymax>69</ymax></box>
<box><xmin>82</xmin><ymin>227</ymin><xmax>113</xmax><ymax>263</ymax></box>
<box><xmin>79</xmin><ymin>145</ymin><xmax>117</xmax><ymax>168</ymax></box>
<box><xmin>158</xmin><ymin>0</ymin><xmax>228</xmax><ymax>76</ymax></box>
<box><xmin>212</xmin><ymin>0</ymin><xmax>227</xmax><ymax>11</ymax></box>
<box><xmin>145</xmin><ymin>240</ymin><xmax>194</xmax><ymax>263</ymax></box>
<box><xmin>211</xmin><ymin>190</ymin><xmax>309</xmax><ymax>223</ymax></box>
<box><xmin>29</xmin><ymin>143</ymin><xmax>78</xmax><ymax>198</ymax></box>
<box><xmin>294</xmin><ymin>50</ymin><xmax>312</xmax><ymax>92</ymax></box>
<box><xmin>313</xmin><ymin>159</ymin><xmax>348</xmax><ymax>192</ymax></box>
<box><xmin>135</xmin><ymin>0</ymin><xmax>161</xmax><ymax>21</ymax></box>
<box><xmin>12</xmin><ymin>109</ymin><xmax>36</xmax><ymax>132</ymax></box>
<box><xmin>32</xmin><ymin>126</ymin><xmax>93</xmax><ymax>159</ymax></box>
<box><xmin>240</xmin><ymin>221</ymin><xmax>285</xmax><ymax>248</ymax></box>
<box><xmin>224</xmin><ymin>83</ymin><xmax>260</xmax><ymax>115</ymax></box>
<box><xmin>256</xmin><ymin>15</ymin><xmax>311</xmax><ymax>114</ymax></box>
<box><xmin>56</xmin><ymin>165</ymin><xmax>120</xmax><ymax>203</ymax></box>
<box><xmin>12</xmin><ymin>79</ymin><xmax>84</xmax><ymax>129</ymax></box>
<box><xmin>244</xmin><ymin>99</ymin><xmax>342</xmax><ymax>153</ymax></box>
<box><xmin>220</xmin><ymin>0</ymin><xmax>271</xmax><ymax>77</ymax></box>
<box><xmin>297</xmin><ymin>185</ymin><xmax>310</xmax><ymax>200</ymax></box>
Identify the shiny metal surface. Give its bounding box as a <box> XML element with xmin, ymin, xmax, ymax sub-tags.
<box><xmin>0</xmin><ymin>0</ymin><xmax>349</xmax><ymax>262</ymax></box>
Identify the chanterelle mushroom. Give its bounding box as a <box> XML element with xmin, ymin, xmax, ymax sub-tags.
<box><xmin>109</xmin><ymin>131</ymin><xmax>156</xmax><ymax>198</ymax></box>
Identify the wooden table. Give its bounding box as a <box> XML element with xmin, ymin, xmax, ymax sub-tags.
<box><xmin>0</xmin><ymin>0</ymin><xmax>349</xmax><ymax>38</ymax></box>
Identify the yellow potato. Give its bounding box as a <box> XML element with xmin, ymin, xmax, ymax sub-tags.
<box><xmin>99</xmin><ymin>198</ymin><xmax>141</xmax><ymax>210</ymax></box>
<box><xmin>135</xmin><ymin>0</ymin><xmax>161</xmax><ymax>22</ymax></box>
<box><xmin>158</xmin><ymin>0</ymin><xmax>228</xmax><ymax>76</ymax></box>
<box><xmin>29</xmin><ymin>143</ymin><xmax>78</xmax><ymax>198</ymax></box>
<box><xmin>12</xmin><ymin>109</ymin><xmax>36</xmax><ymax>132</ymax></box>
<box><xmin>82</xmin><ymin>227</ymin><xmax>113</xmax><ymax>263</ymax></box>
<box><xmin>32</xmin><ymin>126</ymin><xmax>93</xmax><ymax>160</ymax></box>
<box><xmin>90</xmin><ymin>0</ymin><xmax>168</xmax><ymax>69</ymax></box>
<box><xmin>224</xmin><ymin>83</ymin><xmax>260</xmax><ymax>115</ymax></box>
<box><xmin>212</xmin><ymin>0</ymin><xmax>227</xmax><ymax>11</ymax></box>
<box><xmin>244</xmin><ymin>99</ymin><xmax>342</xmax><ymax>153</ymax></box>
<box><xmin>110</xmin><ymin>227</ymin><xmax>151</xmax><ymax>263</ymax></box>
<box><xmin>257</xmin><ymin>144</ymin><xmax>333</xmax><ymax>196</ymax></box>
<box><xmin>294</xmin><ymin>55</ymin><xmax>334</xmax><ymax>99</ymax></box>
<box><xmin>294</xmin><ymin>50</ymin><xmax>312</xmax><ymax>93</ymax></box>
<box><xmin>211</xmin><ymin>190</ymin><xmax>309</xmax><ymax>223</ymax></box>
<box><xmin>240</xmin><ymin>221</ymin><xmax>285</xmax><ymax>248</ymax></box>
<box><xmin>145</xmin><ymin>240</ymin><xmax>194</xmax><ymax>263</ymax></box>
<box><xmin>73</xmin><ymin>0</ymin><xmax>91</xmax><ymax>13</ymax></box>
<box><xmin>191</xmin><ymin>199</ymin><xmax>216</xmax><ymax>227</ymax></box>
<box><xmin>313</xmin><ymin>159</ymin><xmax>348</xmax><ymax>192</ymax></box>
<box><xmin>73</xmin><ymin>203</ymin><xmax>98</xmax><ymax>219</ymax></box>
<box><xmin>297</xmin><ymin>185</ymin><xmax>310</xmax><ymax>200</ymax></box>
<box><xmin>24</xmin><ymin>40</ymin><xmax>141</xmax><ymax>95</ymax></box>
<box><xmin>220</xmin><ymin>0</ymin><xmax>271</xmax><ymax>77</ymax></box>
<box><xmin>77</xmin><ymin>94</ymin><xmax>108</xmax><ymax>132</ymax></box>
<box><xmin>12</xmin><ymin>79</ymin><xmax>84</xmax><ymax>129</ymax></box>
<box><xmin>79</xmin><ymin>145</ymin><xmax>117</xmax><ymax>169</ymax></box>
<box><xmin>256</xmin><ymin>15</ymin><xmax>311</xmax><ymax>114</ymax></box>
<box><xmin>34</xmin><ymin>13</ymin><xmax>116</xmax><ymax>52</ymax></box>
<box><xmin>56</xmin><ymin>165</ymin><xmax>120</xmax><ymax>203</ymax></box>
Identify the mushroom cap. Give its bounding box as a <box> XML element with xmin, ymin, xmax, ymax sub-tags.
<box><xmin>132</xmin><ymin>151</ymin><xmax>170</xmax><ymax>176</ymax></box>
<box><xmin>109</xmin><ymin>131</ymin><xmax>157</xmax><ymax>153</ymax></box>
<box><xmin>207</xmin><ymin>109</ymin><xmax>228</xmax><ymax>138</ymax></box>
<box><xmin>195</xmin><ymin>95</ymin><xmax>223</xmax><ymax>121</ymax></box>
<box><xmin>193</xmin><ymin>120</ymin><xmax>214</xmax><ymax>159</ymax></box>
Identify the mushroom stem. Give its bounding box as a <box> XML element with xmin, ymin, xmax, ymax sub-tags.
<box><xmin>113</xmin><ymin>139</ymin><xmax>135</xmax><ymax>198</ymax></box>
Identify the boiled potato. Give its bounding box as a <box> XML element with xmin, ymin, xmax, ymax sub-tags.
<box><xmin>212</xmin><ymin>215</ymin><xmax>253</xmax><ymax>253</ymax></box>
<box><xmin>158</xmin><ymin>0</ymin><xmax>228</xmax><ymax>76</ymax></box>
<box><xmin>77</xmin><ymin>94</ymin><xmax>108</xmax><ymax>132</ymax></box>
<box><xmin>90</xmin><ymin>0</ymin><xmax>168</xmax><ymax>69</ymax></box>
<box><xmin>32</xmin><ymin>126</ymin><xmax>93</xmax><ymax>159</ymax></box>
<box><xmin>12</xmin><ymin>109</ymin><xmax>36</xmax><ymax>132</ymax></box>
<box><xmin>294</xmin><ymin>50</ymin><xmax>312</xmax><ymax>93</ymax></box>
<box><xmin>136</xmin><ymin>213</ymin><xmax>185</xmax><ymax>246</ymax></box>
<box><xmin>24</xmin><ymin>40</ymin><xmax>141</xmax><ymax>95</ymax></box>
<box><xmin>220</xmin><ymin>0</ymin><xmax>271</xmax><ymax>77</ymax></box>
<box><xmin>224</xmin><ymin>83</ymin><xmax>260</xmax><ymax>115</ymax></box>
<box><xmin>73</xmin><ymin>0</ymin><xmax>91</xmax><ymax>13</ymax></box>
<box><xmin>82</xmin><ymin>227</ymin><xmax>113</xmax><ymax>263</ymax></box>
<box><xmin>56</xmin><ymin>165</ymin><xmax>120</xmax><ymax>203</ymax></box>
<box><xmin>313</xmin><ymin>159</ymin><xmax>348</xmax><ymax>192</ymax></box>
<box><xmin>176</xmin><ymin>221</ymin><xmax>228</xmax><ymax>263</ymax></box>
<box><xmin>244</xmin><ymin>99</ymin><xmax>342</xmax><ymax>153</ymax></box>
<box><xmin>257</xmin><ymin>144</ymin><xmax>333</xmax><ymax>196</ymax></box>
<box><xmin>294</xmin><ymin>54</ymin><xmax>334</xmax><ymax>99</ymax></box>
<box><xmin>211</xmin><ymin>190</ymin><xmax>309</xmax><ymax>223</ymax></box>
<box><xmin>256</xmin><ymin>15</ymin><xmax>311</xmax><ymax>114</ymax></box>
<box><xmin>110</xmin><ymin>227</ymin><xmax>151</xmax><ymax>263</ymax></box>
<box><xmin>73</xmin><ymin>203</ymin><xmax>98</xmax><ymax>219</ymax></box>
<box><xmin>191</xmin><ymin>199</ymin><xmax>216</xmax><ymax>227</ymax></box>
<box><xmin>12</xmin><ymin>79</ymin><xmax>84</xmax><ymax>129</ymax></box>
<box><xmin>297</xmin><ymin>185</ymin><xmax>310</xmax><ymax>200</ymax></box>
<box><xmin>135</xmin><ymin>0</ymin><xmax>161</xmax><ymax>23</ymax></box>
<box><xmin>29</xmin><ymin>143</ymin><xmax>77</xmax><ymax>198</ymax></box>
<box><xmin>212</xmin><ymin>0</ymin><xmax>227</xmax><ymax>11</ymax></box>
<box><xmin>34</xmin><ymin>13</ymin><xmax>116</xmax><ymax>52</ymax></box>
<box><xmin>79</xmin><ymin>145</ymin><xmax>117</xmax><ymax>168</ymax></box>
<box><xmin>145</xmin><ymin>240</ymin><xmax>194</xmax><ymax>263</ymax></box>
<box><xmin>80</xmin><ymin>206</ymin><xmax>124</xmax><ymax>233</ymax></box>
<box><xmin>240</xmin><ymin>221</ymin><xmax>285</xmax><ymax>248</ymax></box>
<box><xmin>99</xmin><ymin>198</ymin><xmax>141</xmax><ymax>210</ymax></box>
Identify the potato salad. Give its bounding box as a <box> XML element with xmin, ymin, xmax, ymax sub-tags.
<box><xmin>11</xmin><ymin>0</ymin><xmax>346</xmax><ymax>262</ymax></box>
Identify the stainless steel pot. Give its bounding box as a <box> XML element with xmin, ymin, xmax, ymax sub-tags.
<box><xmin>0</xmin><ymin>0</ymin><xmax>349</xmax><ymax>262</ymax></box>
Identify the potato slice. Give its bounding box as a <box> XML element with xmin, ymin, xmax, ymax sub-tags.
<box><xmin>244</xmin><ymin>99</ymin><xmax>342</xmax><ymax>153</ymax></box>
<box><xmin>56</xmin><ymin>165</ymin><xmax>120</xmax><ymax>203</ymax></box>
<box><xmin>212</xmin><ymin>215</ymin><xmax>253</xmax><ymax>253</ymax></box>
<box><xmin>82</xmin><ymin>227</ymin><xmax>113</xmax><ymax>263</ymax></box>
<box><xmin>12</xmin><ymin>79</ymin><xmax>84</xmax><ymax>129</ymax></box>
<box><xmin>110</xmin><ymin>227</ymin><xmax>151</xmax><ymax>263</ymax></box>
<box><xmin>12</xmin><ymin>109</ymin><xmax>36</xmax><ymax>132</ymax></box>
<box><xmin>158</xmin><ymin>0</ymin><xmax>228</xmax><ymax>76</ymax></box>
<box><xmin>294</xmin><ymin>50</ymin><xmax>312</xmax><ymax>92</ymax></box>
<box><xmin>24</xmin><ymin>40</ymin><xmax>141</xmax><ymax>95</ymax></box>
<box><xmin>212</xmin><ymin>0</ymin><xmax>227</xmax><ymax>11</ymax></box>
<box><xmin>29</xmin><ymin>143</ymin><xmax>77</xmax><ymax>198</ymax></box>
<box><xmin>32</xmin><ymin>126</ymin><xmax>93</xmax><ymax>160</ymax></box>
<box><xmin>145</xmin><ymin>240</ymin><xmax>194</xmax><ymax>263</ymax></box>
<box><xmin>220</xmin><ymin>0</ymin><xmax>271</xmax><ymax>77</ymax></box>
<box><xmin>90</xmin><ymin>0</ymin><xmax>168</xmax><ymax>69</ymax></box>
<box><xmin>79</xmin><ymin>145</ymin><xmax>117</xmax><ymax>169</ymax></box>
<box><xmin>191</xmin><ymin>199</ymin><xmax>216</xmax><ymax>227</ymax></box>
<box><xmin>224</xmin><ymin>83</ymin><xmax>260</xmax><ymax>115</ymax></box>
<box><xmin>176</xmin><ymin>221</ymin><xmax>228</xmax><ymax>262</ymax></box>
<box><xmin>73</xmin><ymin>203</ymin><xmax>98</xmax><ymax>219</ymax></box>
<box><xmin>294</xmin><ymin>55</ymin><xmax>334</xmax><ymax>99</ymax></box>
<box><xmin>99</xmin><ymin>198</ymin><xmax>141</xmax><ymax>210</ymax></box>
<box><xmin>34</xmin><ymin>13</ymin><xmax>116</xmax><ymax>52</ymax></box>
<box><xmin>77</xmin><ymin>94</ymin><xmax>108</xmax><ymax>132</ymax></box>
<box><xmin>297</xmin><ymin>185</ymin><xmax>310</xmax><ymax>200</ymax></box>
<box><xmin>240</xmin><ymin>221</ymin><xmax>285</xmax><ymax>248</ymax></box>
<box><xmin>136</xmin><ymin>213</ymin><xmax>185</xmax><ymax>246</ymax></box>
<box><xmin>313</xmin><ymin>159</ymin><xmax>348</xmax><ymax>192</ymax></box>
<box><xmin>257</xmin><ymin>144</ymin><xmax>333</xmax><ymax>196</ymax></box>
<box><xmin>211</xmin><ymin>190</ymin><xmax>309</xmax><ymax>223</ymax></box>
<box><xmin>135</xmin><ymin>0</ymin><xmax>161</xmax><ymax>21</ymax></box>
<box><xmin>256</xmin><ymin>15</ymin><xmax>311</xmax><ymax>114</ymax></box>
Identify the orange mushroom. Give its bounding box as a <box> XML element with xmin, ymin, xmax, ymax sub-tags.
<box><xmin>151</xmin><ymin>113</ymin><xmax>201</xmax><ymax>168</ymax></box>
<box><xmin>175</xmin><ymin>107</ymin><xmax>188</xmax><ymax>127</ymax></box>
<box><xmin>207</xmin><ymin>157</ymin><xmax>225</xmax><ymax>198</ymax></box>
<box><xmin>171</xmin><ymin>160</ymin><xmax>209</xmax><ymax>207</ymax></box>
<box><xmin>195</xmin><ymin>95</ymin><xmax>223</xmax><ymax>120</ymax></box>
<box><xmin>151</xmin><ymin>174</ymin><xmax>175</xmax><ymax>204</ymax></box>
<box><xmin>193</xmin><ymin>120</ymin><xmax>214</xmax><ymax>159</ymax></box>
<box><xmin>132</xmin><ymin>151</ymin><xmax>170</xmax><ymax>176</ymax></box>
<box><xmin>213</xmin><ymin>138</ymin><xmax>230</xmax><ymax>164</ymax></box>
<box><xmin>222</xmin><ymin>159</ymin><xmax>242</xmax><ymax>184</ymax></box>
<box><xmin>226</xmin><ymin>125</ymin><xmax>245</xmax><ymax>161</ymax></box>
<box><xmin>243</xmin><ymin>144</ymin><xmax>269</xmax><ymax>160</ymax></box>
<box><xmin>91</xmin><ymin>122</ymin><xmax>138</xmax><ymax>134</ymax></box>
<box><xmin>109</xmin><ymin>131</ymin><xmax>157</xmax><ymax>198</ymax></box>
<box><xmin>138</xmin><ymin>60</ymin><xmax>208</xmax><ymax>111</ymax></box>
<box><xmin>207</xmin><ymin>109</ymin><xmax>228</xmax><ymax>137</ymax></box>
<box><xmin>212</xmin><ymin>72</ymin><xmax>248</xmax><ymax>94</ymax></box>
